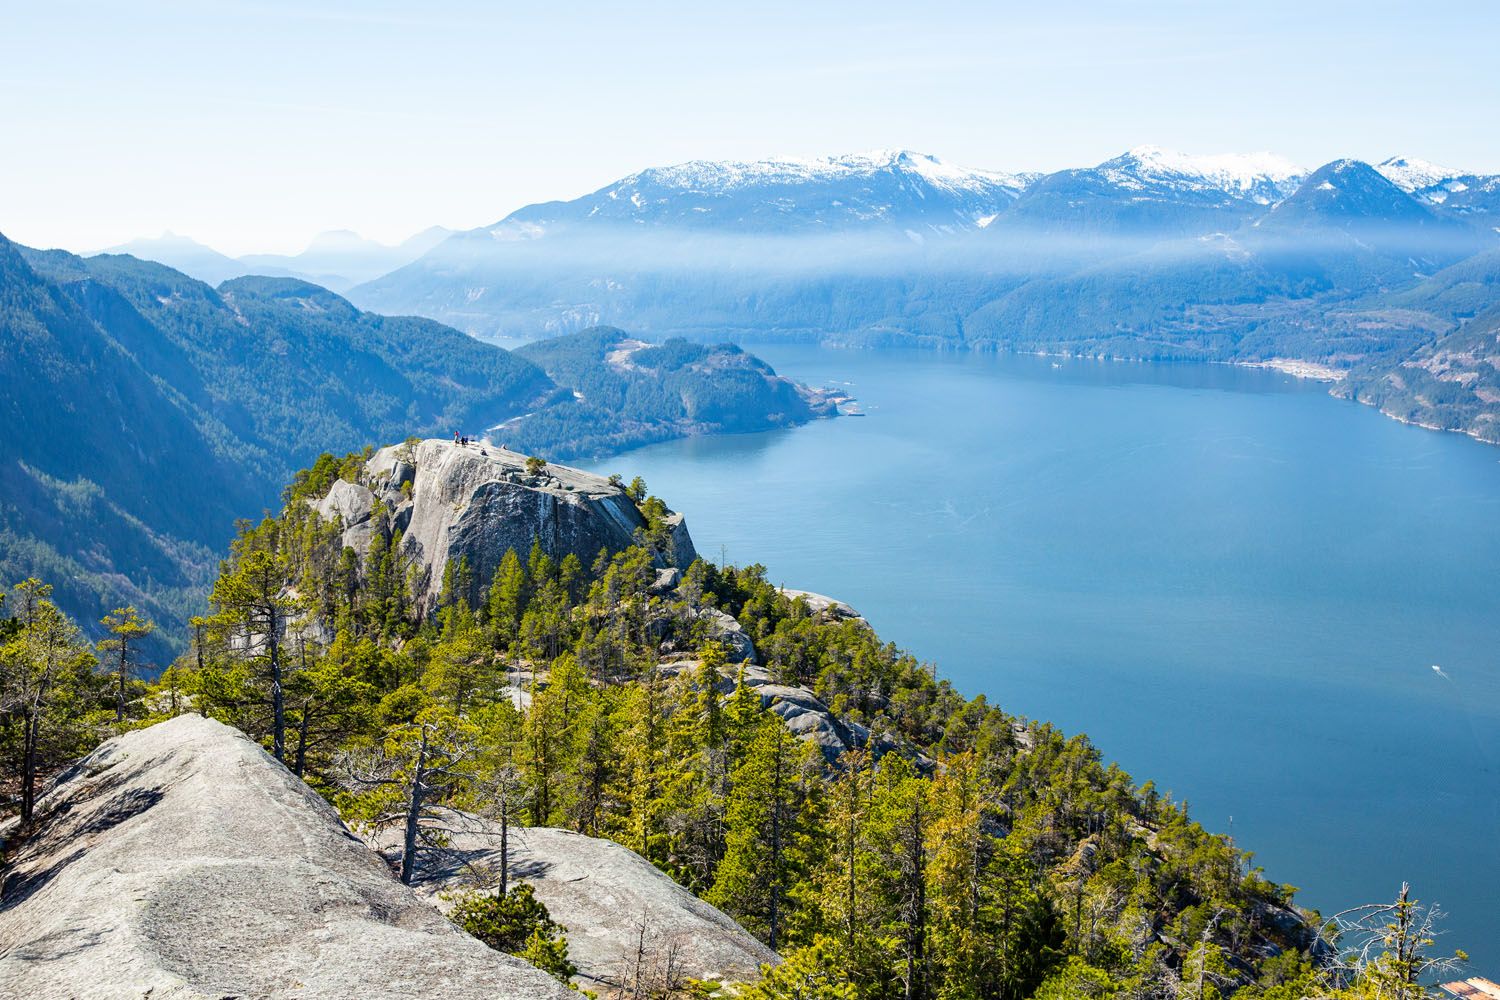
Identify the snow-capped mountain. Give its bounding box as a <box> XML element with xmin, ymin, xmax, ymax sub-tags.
<box><xmin>346</xmin><ymin>145</ymin><xmax>1499</xmax><ymax>345</ymax></box>
<box><xmin>1374</xmin><ymin>156</ymin><xmax>1500</xmax><ymax>222</ymax></box>
<box><xmin>492</xmin><ymin>149</ymin><xmax>1030</xmax><ymax>235</ymax></box>
<box><xmin>1253</xmin><ymin>159</ymin><xmax>1487</xmax><ymax>273</ymax></box>
<box><xmin>1376</xmin><ymin>156</ymin><xmax>1466</xmax><ymax>193</ymax></box>
<box><xmin>995</xmin><ymin>146</ymin><xmax>1305</xmax><ymax>236</ymax></box>
<box><xmin>1096</xmin><ymin>145</ymin><xmax>1305</xmax><ymax>204</ymax></box>
<box><xmin>1266</xmin><ymin>159</ymin><xmax>1442</xmax><ymax>225</ymax></box>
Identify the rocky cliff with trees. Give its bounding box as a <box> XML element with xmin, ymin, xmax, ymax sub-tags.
<box><xmin>0</xmin><ymin>445</ymin><xmax>1471</xmax><ymax>999</ymax></box>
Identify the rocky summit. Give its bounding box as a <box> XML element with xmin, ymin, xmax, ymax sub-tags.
<box><xmin>0</xmin><ymin>716</ymin><xmax>574</xmax><ymax>1000</ymax></box>
<box><xmin>315</xmin><ymin>438</ymin><xmax>697</xmax><ymax>612</ymax></box>
<box><xmin>369</xmin><ymin>808</ymin><xmax>778</xmax><ymax>992</ymax></box>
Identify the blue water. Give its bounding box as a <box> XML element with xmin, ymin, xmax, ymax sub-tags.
<box><xmin>585</xmin><ymin>345</ymin><xmax>1500</xmax><ymax>967</ymax></box>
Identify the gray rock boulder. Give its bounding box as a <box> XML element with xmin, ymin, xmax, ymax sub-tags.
<box><xmin>779</xmin><ymin>587</ymin><xmax>865</xmax><ymax>623</ymax></box>
<box><xmin>0</xmin><ymin>716</ymin><xmax>573</xmax><ymax>1000</ymax></box>
<box><xmin>696</xmin><ymin>607</ymin><xmax>757</xmax><ymax>664</ymax></box>
<box><xmin>312</xmin><ymin>440</ymin><xmax>698</xmax><ymax>614</ymax></box>
<box><xmin>750</xmin><ymin>684</ymin><xmax>858</xmax><ymax>760</ymax></box>
<box><xmin>369</xmin><ymin>809</ymin><xmax>776</xmax><ymax>993</ymax></box>
<box><xmin>649</xmin><ymin>566</ymin><xmax>682</xmax><ymax>595</ymax></box>
<box><xmin>656</xmin><ymin>660</ymin><xmax>917</xmax><ymax>765</ymax></box>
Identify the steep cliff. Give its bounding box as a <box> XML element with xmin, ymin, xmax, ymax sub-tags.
<box><xmin>0</xmin><ymin>716</ymin><xmax>573</xmax><ymax>1000</ymax></box>
<box><xmin>313</xmin><ymin>439</ymin><xmax>697</xmax><ymax>613</ymax></box>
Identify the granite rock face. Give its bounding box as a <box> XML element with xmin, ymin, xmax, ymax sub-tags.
<box><xmin>0</xmin><ymin>716</ymin><xmax>573</xmax><ymax>1000</ymax></box>
<box><xmin>312</xmin><ymin>439</ymin><xmax>697</xmax><ymax>614</ymax></box>
<box><xmin>369</xmin><ymin>808</ymin><xmax>777</xmax><ymax>993</ymax></box>
<box><xmin>314</xmin><ymin>478</ymin><xmax>379</xmax><ymax>556</ymax></box>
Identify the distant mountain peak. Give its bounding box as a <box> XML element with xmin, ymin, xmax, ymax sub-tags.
<box><xmin>301</xmin><ymin>229</ymin><xmax>384</xmax><ymax>254</ymax></box>
<box><xmin>1101</xmin><ymin>146</ymin><xmax>1305</xmax><ymax>201</ymax></box>
<box><xmin>489</xmin><ymin>150</ymin><xmax>1030</xmax><ymax>235</ymax></box>
<box><xmin>1376</xmin><ymin>156</ymin><xmax>1468</xmax><ymax>192</ymax></box>
<box><xmin>621</xmin><ymin>149</ymin><xmax>1029</xmax><ymax>197</ymax></box>
<box><xmin>108</xmin><ymin>230</ymin><xmax>220</xmax><ymax>252</ymax></box>
<box><xmin>1264</xmin><ymin>158</ymin><xmax>1446</xmax><ymax>231</ymax></box>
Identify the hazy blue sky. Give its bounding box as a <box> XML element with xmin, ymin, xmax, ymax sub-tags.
<box><xmin>4</xmin><ymin>0</ymin><xmax>1497</xmax><ymax>255</ymax></box>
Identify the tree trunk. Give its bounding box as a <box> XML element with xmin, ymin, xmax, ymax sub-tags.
<box><xmin>769</xmin><ymin>733</ymin><xmax>784</xmax><ymax>951</ymax></box>
<box><xmin>499</xmin><ymin>793</ymin><xmax>510</xmax><ymax>897</ymax></box>
<box><xmin>20</xmin><ymin>708</ymin><xmax>39</xmax><ymax>822</ymax></box>
<box><xmin>904</xmin><ymin>798</ymin><xmax>927</xmax><ymax>1000</ymax></box>
<box><xmin>115</xmin><ymin>637</ymin><xmax>128</xmax><ymax>722</ymax></box>
<box><xmin>400</xmin><ymin>727</ymin><xmax>429</xmax><ymax>885</ymax></box>
<box><xmin>268</xmin><ymin>603</ymin><xmax>285</xmax><ymax>762</ymax></box>
<box><xmin>294</xmin><ymin>699</ymin><xmax>311</xmax><ymax>778</ymax></box>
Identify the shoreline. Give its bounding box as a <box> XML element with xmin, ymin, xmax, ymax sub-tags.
<box><xmin>1235</xmin><ymin>358</ymin><xmax>1347</xmax><ymax>382</ymax></box>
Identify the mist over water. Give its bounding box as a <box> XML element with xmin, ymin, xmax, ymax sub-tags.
<box><xmin>586</xmin><ymin>345</ymin><xmax>1500</xmax><ymax>967</ymax></box>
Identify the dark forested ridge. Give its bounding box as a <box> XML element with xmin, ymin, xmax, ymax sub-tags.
<box><xmin>506</xmin><ymin>327</ymin><xmax>842</xmax><ymax>458</ymax></box>
<box><xmin>0</xmin><ymin>236</ymin><xmax>832</xmax><ymax>652</ymax></box>
<box><xmin>0</xmin><ymin>449</ymin><xmax>1467</xmax><ymax>999</ymax></box>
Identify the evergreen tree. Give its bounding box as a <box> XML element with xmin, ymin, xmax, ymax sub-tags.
<box><xmin>450</xmin><ymin>883</ymin><xmax>578</xmax><ymax>985</ymax></box>
<box><xmin>709</xmin><ymin>713</ymin><xmax>819</xmax><ymax>950</ymax></box>
<box><xmin>208</xmin><ymin>547</ymin><xmax>299</xmax><ymax>761</ymax></box>
<box><xmin>98</xmin><ymin>606</ymin><xmax>154</xmax><ymax>722</ymax></box>
<box><xmin>484</xmin><ymin>548</ymin><xmax>527</xmax><ymax>649</ymax></box>
<box><xmin>0</xmin><ymin>579</ymin><xmax>103</xmax><ymax>822</ymax></box>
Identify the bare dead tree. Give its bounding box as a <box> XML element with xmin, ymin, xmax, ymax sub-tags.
<box><xmin>1315</xmin><ymin>883</ymin><xmax>1468</xmax><ymax>1000</ymax></box>
<box><xmin>334</xmin><ymin>720</ymin><xmax>483</xmax><ymax>885</ymax></box>
<box><xmin>609</xmin><ymin>910</ymin><xmax>690</xmax><ymax>1000</ymax></box>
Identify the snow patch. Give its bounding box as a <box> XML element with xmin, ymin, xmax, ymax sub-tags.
<box><xmin>1375</xmin><ymin>156</ymin><xmax>1467</xmax><ymax>192</ymax></box>
<box><xmin>1102</xmin><ymin>145</ymin><xmax>1306</xmax><ymax>199</ymax></box>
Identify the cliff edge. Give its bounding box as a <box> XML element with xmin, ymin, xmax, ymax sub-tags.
<box><xmin>0</xmin><ymin>716</ymin><xmax>573</xmax><ymax>1000</ymax></box>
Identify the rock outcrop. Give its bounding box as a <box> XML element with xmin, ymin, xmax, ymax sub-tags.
<box><xmin>314</xmin><ymin>439</ymin><xmax>697</xmax><ymax>613</ymax></box>
<box><xmin>0</xmin><ymin>716</ymin><xmax>573</xmax><ymax>1000</ymax></box>
<box><xmin>369</xmin><ymin>809</ymin><xmax>777</xmax><ymax>993</ymax></box>
<box><xmin>779</xmin><ymin>587</ymin><xmax>866</xmax><ymax>624</ymax></box>
<box><xmin>658</xmin><ymin>657</ymin><xmax>917</xmax><ymax>765</ymax></box>
<box><xmin>695</xmin><ymin>606</ymin><xmax>758</xmax><ymax>663</ymax></box>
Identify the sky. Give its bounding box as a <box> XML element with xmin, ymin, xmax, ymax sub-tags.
<box><xmin>3</xmin><ymin>0</ymin><xmax>1498</xmax><ymax>256</ymax></box>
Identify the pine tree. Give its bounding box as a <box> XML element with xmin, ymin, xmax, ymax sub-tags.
<box><xmin>485</xmin><ymin>548</ymin><xmax>527</xmax><ymax>649</ymax></box>
<box><xmin>208</xmin><ymin>547</ymin><xmax>299</xmax><ymax>761</ymax></box>
<box><xmin>98</xmin><ymin>606</ymin><xmax>155</xmax><ymax>722</ymax></box>
<box><xmin>708</xmin><ymin>713</ymin><xmax>818</xmax><ymax>950</ymax></box>
<box><xmin>523</xmin><ymin>654</ymin><xmax>588</xmax><ymax>825</ymax></box>
<box><xmin>0</xmin><ymin>579</ymin><xmax>103</xmax><ymax>822</ymax></box>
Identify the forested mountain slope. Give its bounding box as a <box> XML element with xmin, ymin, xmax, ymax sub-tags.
<box><xmin>507</xmin><ymin>328</ymin><xmax>843</xmax><ymax>457</ymax></box>
<box><xmin>0</xmin><ymin>445</ymin><xmax>1467</xmax><ymax>998</ymax></box>
<box><xmin>0</xmin><ymin>237</ymin><xmax>829</xmax><ymax>652</ymax></box>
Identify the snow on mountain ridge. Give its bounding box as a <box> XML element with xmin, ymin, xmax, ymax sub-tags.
<box><xmin>619</xmin><ymin>149</ymin><xmax>1029</xmax><ymax>197</ymax></box>
<box><xmin>1101</xmin><ymin>145</ymin><xmax>1306</xmax><ymax>201</ymax></box>
<box><xmin>1376</xmin><ymin>156</ymin><xmax>1468</xmax><ymax>193</ymax></box>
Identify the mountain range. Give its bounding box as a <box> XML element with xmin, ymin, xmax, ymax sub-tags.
<box><xmin>103</xmin><ymin>226</ymin><xmax>454</xmax><ymax>292</ymax></box>
<box><xmin>338</xmin><ymin>147</ymin><xmax>1500</xmax><ymax>443</ymax></box>
<box><xmin>89</xmin><ymin>146</ymin><xmax>1500</xmax><ymax>444</ymax></box>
